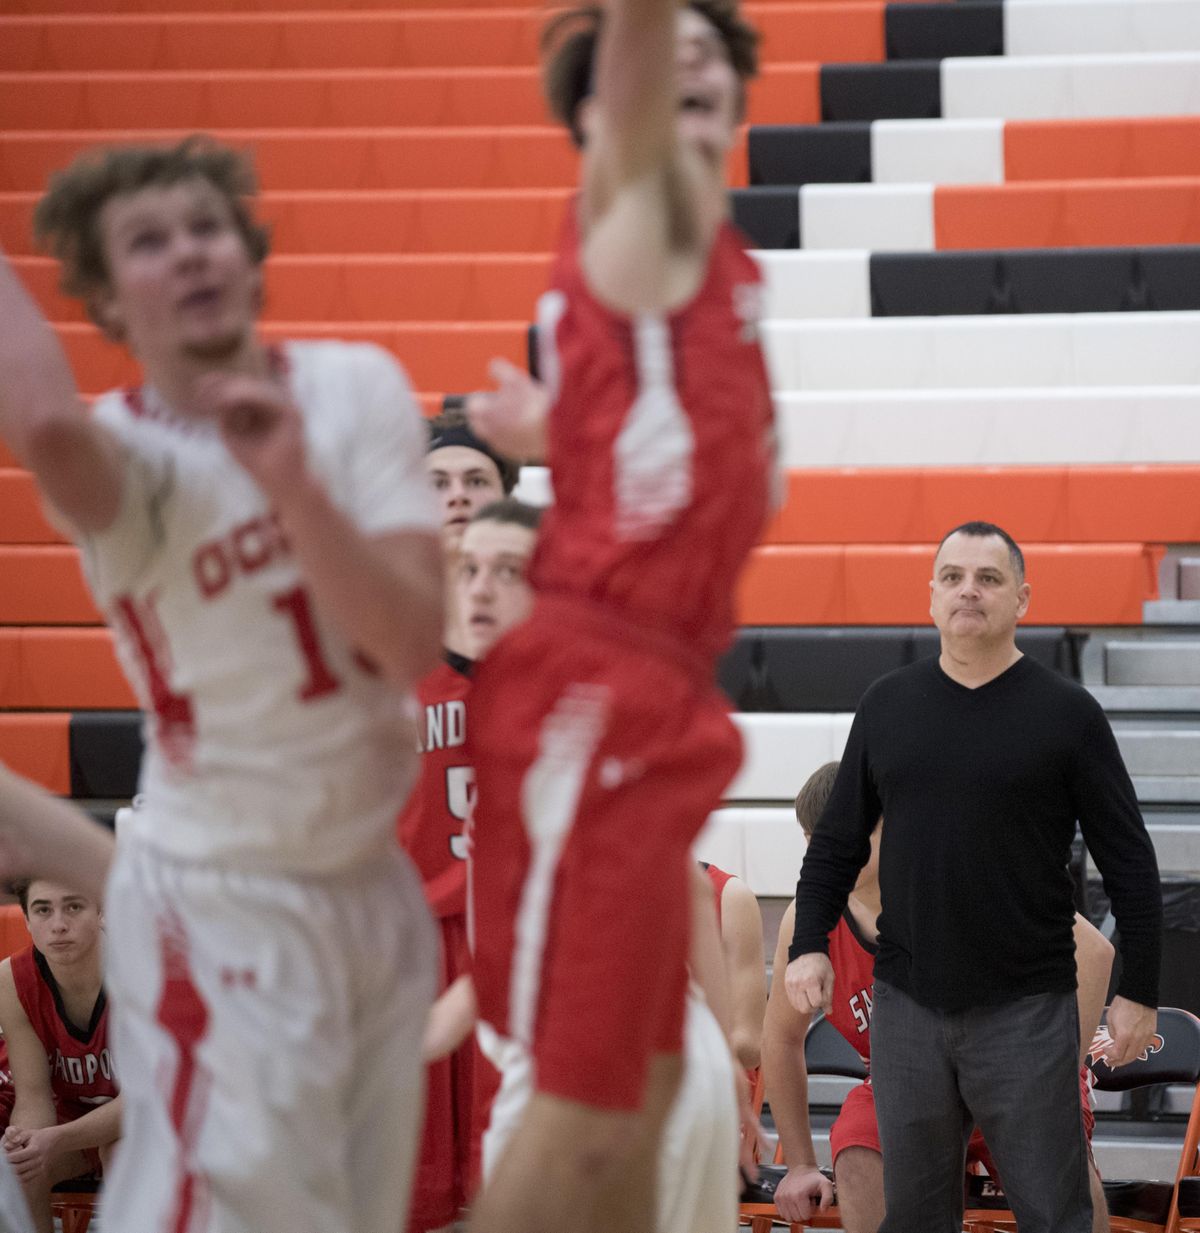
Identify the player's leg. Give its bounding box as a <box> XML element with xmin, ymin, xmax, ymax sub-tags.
<box><xmin>957</xmin><ymin>991</ymin><xmax>1092</xmax><ymax>1233</ymax></box>
<box><xmin>344</xmin><ymin>852</ymin><xmax>437</xmax><ymax>1233</ymax></box>
<box><xmin>1089</xmin><ymin>1159</ymin><xmax>1110</xmax><ymax>1233</ymax></box>
<box><xmin>829</xmin><ymin>1083</ymin><xmax>888</xmax><ymax>1233</ymax></box>
<box><xmin>654</xmin><ymin>995</ymin><xmax>739</xmax><ymax>1233</ymax></box>
<box><xmin>870</xmin><ymin>980</ymin><xmax>974</xmax><ymax>1233</ymax></box>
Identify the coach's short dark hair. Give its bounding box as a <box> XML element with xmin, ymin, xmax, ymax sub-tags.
<box><xmin>471</xmin><ymin>497</ymin><xmax>542</xmax><ymax>533</ymax></box>
<box><xmin>936</xmin><ymin>521</ymin><xmax>1026</xmax><ymax>583</ymax></box>
<box><xmin>542</xmin><ymin>1</ymin><xmax>759</xmax><ymax>147</ymax></box>
<box><xmin>33</xmin><ymin>136</ymin><xmax>270</xmax><ymax>333</ymax></box>
<box><xmin>794</xmin><ymin>762</ymin><xmax>841</xmax><ymax>840</ymax></box>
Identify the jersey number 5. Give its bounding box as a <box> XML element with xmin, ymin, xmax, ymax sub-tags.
<box><xmin>446</xmin><ymin>765</ymin><xmax>474</xmax><ymax>861</ymax></box>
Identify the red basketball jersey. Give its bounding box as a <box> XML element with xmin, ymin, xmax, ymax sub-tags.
<box><xmin>825</xmin><ymin>911</ymin><xmax>878</xmax><ymax>1067</ymax></box>
<box><xmin>397</xmin><ymin>652</ymin><xmax>473</xmax><ymax>919</ymax></box>
<box><xmin>703</xmin><ymin>862</ymin><xmax>735</xmax><ymax>929</ymax></box>
<box><xmin>11</xmin><ymin>946</ymin><xmax>117</xmax><ymax>1121</ymax></box>
<box><xmin>531</xmin><ymin>207</ymin><xmax>777</xmax><ymax>664</ymax></box>
<box><xmin>0</xmin><ymin>1040</ymin><xmax>14</xmax><ymax>1129</ymax></box>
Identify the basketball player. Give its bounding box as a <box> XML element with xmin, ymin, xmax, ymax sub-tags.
<box><xmin>401</xmin><ymin>494</ymin><xmax>537</xmax><ymax>1233</ymax></box>
<box><xmin>423</xmin><ymin>408</ymin><xmax>518</xmax><ymax>659</ymax></box>
<box><xmin>763</xmin><ymin>763</ymin><xmax>1114</xmax><ymax>1233</ymax></box>
<box><xmin>0</xmin><ymin>137</ymin><xmax>441</xmax><ymax>1233</ymax></box>
<box><xmin>0</xmin><ymin>881</ymin><xmax>119</xmax><ymax>1233</ymax></box>
<box><xmin>463</xmin><ymin>1</ymin><xmax>775</xmax><ymax>1228</ymax></box>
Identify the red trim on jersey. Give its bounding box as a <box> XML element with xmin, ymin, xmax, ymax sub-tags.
<box><xmin>703</xmin><ymin>862</ymin><xmax>735</xmax><ymax>931</ymax></box>
<box><xmin>155</xmin><ymin>915</ymin><xmax>211</xmax><ymax>1233</ymax></box>
<box><xmin>114</xmin><ymin>594</ymin><xmax>196</xmax><ymax>770</ymax></box>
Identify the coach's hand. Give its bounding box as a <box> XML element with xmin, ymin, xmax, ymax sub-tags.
<box><xmin>785</xmin><ymin>953</ymin><xmax>834</xmax><ymax>1017</ymax></box>
<box><xmin>1104</xmin><ymin>996</ymin><xmax>1159</xmax><ymax>1068</ymax></box>
<box><xmin>774</xmin><ymin>1166</ymin><xmax>835</xmax><ymax>1223</ymax></box>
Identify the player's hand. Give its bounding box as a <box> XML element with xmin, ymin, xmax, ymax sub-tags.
<box><xmin>1103</xmin><ymin>996</ymin><xmax>1159</xmax><ymax>1068</ymax></box>
<box><xmin>465</xmin><ymin>359</ymin><xmax>548</xmax><ymax>462</ymax></box>
<box><xmin>195</xmin><ymin>371</ymin><xmax>308</xmax><ymax>502</ymax></box>
<box><xmin>774</xmin><ymin>1166</ymin><xmax>835</xmax><ymax>1222</ymax></box>
<box><xmin>785</xmin><ymin>953</ymin><xmax>834</xmax><ymax>1017</ymax></box>
<box><xmin>4</xmin><ymin>1125</ymin><xmax>59</xmax><ymax>1184</ymax></box>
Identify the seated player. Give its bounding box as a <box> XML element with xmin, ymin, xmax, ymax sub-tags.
<box><xmin>762</xmin><ymin>761</ymin><xmax>1113</xmax><ymax>1233</ymax></box>
<box><xmin>401</xmin><ymin>490</ymin><xmax>533</xmax><ymax>1233</ymax></box>
<box><xmin>0</xmin><ymin>880</ymin><xmax>120</xmax><ymax>1233</ymax></box>
<box><xmin>700</xmin><ymin>862</ymin><xmax>766</xmax><ymax>1072</ymax></box>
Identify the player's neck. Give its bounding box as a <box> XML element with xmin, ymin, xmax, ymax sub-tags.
<box><xmin>938</xmin><ymin>639</ymin><xmax>1023</xmax><ymax>689</ymax></box>
<box><xmin>848</xmin><ymin>884</ymin><xmax>881</xmax><ymax>933</ymax></box>
<box><xmin>46</xmin><ymin>952</ymin><xmax>102</xmax><ymax>1005</ymax></box>
<box><xmin>140</xmin><ymin>334</ymin><xmax>272</xmax><ymax>420</ymax></box>
<box><xmin>442</xmin><ymin>573</ymin><xmax>471</xmax><ymax>660</ymax></box>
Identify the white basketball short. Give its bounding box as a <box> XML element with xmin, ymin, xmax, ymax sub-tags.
<box><xmin>0</xmin><ymin>1154</ymin><xmax>33</xmax><ymax>1233</ymax></box>
<box><xmin>480</xmin><ymin>990</ymin><xmax>738</xmax><ymax>1233</ymax></box>
<box><xmin>99</xmin><ymin>836</ymin><xmax>435</xmax><ymax>1233</ymax></box>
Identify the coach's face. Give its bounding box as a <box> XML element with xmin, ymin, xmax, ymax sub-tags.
<box><xmin>930</xmin><ymin>532</ymin><xmax>1030</xmax><ymax>645</ymax></box>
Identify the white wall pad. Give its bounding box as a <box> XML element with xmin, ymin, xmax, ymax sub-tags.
<box><xmin>1005</xmin><ymin>0</ymin><xmax>1200</xmax><ymax>57</ymax></box>
<box><xmin>772</xmin><ymin>386</ymin><xmax>1200</xmax><ymax>468</ymax></box>
<box><xmin>754</xmin><ymin>250</ymin><xmax>870</xmax><ymax>320</ymax></box>
<box><xmin>872</xmin><ymin>119</ymin><xmax>1004</xmax><ymax>186</ymax></box>
<box><xmin>800</xmin><ymin>183</ymin><xmax>934</xmax><ymax>252</ymax></box>
<box><xmin>942</xmin><ymin>52</ymin><xmax>1200</xmax><ymax>121</ymax></box>
<box><xmin>761</xmin><ymin>312</ymin><xmax>1200</xmax><ymax>392</ymax></box>
<box><xmin>727</xmin><ymin>713</ymin><xmax>854</xmax><ymax>803</ymax></box>
<box><xmin>694</xmin><ymin>807</ymin><xmax>809</xmax><ymax>896</ymax></box>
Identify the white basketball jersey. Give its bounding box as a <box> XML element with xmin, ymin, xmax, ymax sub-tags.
<box><xmin>76</xmin><ymin>341</ymin><xmax>437</xmax><ymax>874</ymax></box>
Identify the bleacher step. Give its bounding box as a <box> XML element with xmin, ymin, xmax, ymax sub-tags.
<box><xmin>1106</xmin><ymin>641</ymin><xmax>1200</xmax><ymax>687</ymax></box>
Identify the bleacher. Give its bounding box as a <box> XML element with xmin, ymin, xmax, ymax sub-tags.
<box><xmin>2</xmin><ymin>0</ymin><xmax>1200</xmax><ymax>1206</ymax></box>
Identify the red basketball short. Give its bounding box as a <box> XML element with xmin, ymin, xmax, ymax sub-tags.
<box><xmin>829</xmin><ymin>1069</ymin><xmax>1095</xmax><ymax>1170</ymax></box>
<box><xmin>468</xmin><ymin>598</ymin><xmax>742</xmax><ymax>1111</ymax></box>
<box><xmin>407</xmin><ymin>914</ymin><xmax>497</xmax><ymax>1233</ymax></box>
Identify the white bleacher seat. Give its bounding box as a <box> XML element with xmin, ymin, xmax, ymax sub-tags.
<box><xmin>754</xmin><ymin>250</ymin><xmax>870</xmax><ymax>319</ymax></box>
<box><xmin>1005</xmin><ymin>0</ymin><xmax>1200</xmax><ymax>57</ymax></box>
<box><xmin>800</xmin><ymin>183</ymin><xmax>934</xmax><ymax>252</ymax></box>
<box><xmin>761</xmin><ymin>312</ymin><xmax>1200</xmax><ymax>391</ymax></box>
<box><xmin>727</xmin><ymin>713</ymin><xmax>854</xmax><ymax>801</ymax></box>
<box><xmin>695</xmin><ymin>808</ymin><xmax>809</xmax><ymax>897</ymax></box>
<box><xmin>942</xmin><ymin>51</ymin><xmax>1200</xmax><ymax>121</ymax></box>
<box><xmin>871</xmin><ymin>119</ymin><xmax>1004</xmax><ymax>186</ymax></box>
<box><xmin>773</xmin><ymin>386</ymin><xmax>1200</xmax><ymax>467</ymax></box>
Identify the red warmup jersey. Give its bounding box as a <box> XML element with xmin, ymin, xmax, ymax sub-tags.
<box><xmin>826</xmin><ymin>911</ymin><xmax>878</xmax><ymax>1068</ymax></box>
<box><xmin>704</xmin><ymin>862</ymin><xmax>735</xmax><ymax>927</ymax></box>
<box><xmin>531</xmin><ymin>208</ymin><xmax>778</xmax><ymax>663</ymax></box>
<box><xmin>11</xmin><ymin>946</ymin><xmax>117</xmax><ymax>1122</ymax></box>
<box><xmin>398</xmin><ymin>652</ymin><xmax>474</xmax><ymax>918</ymax></box>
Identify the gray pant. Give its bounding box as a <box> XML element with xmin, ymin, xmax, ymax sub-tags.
<box><xmin>871</xmin><ymin>979</ymin><xmax>1093</xmax><ymax>1233</ymax></box>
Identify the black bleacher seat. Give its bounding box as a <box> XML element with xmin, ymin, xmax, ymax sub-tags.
<box><xmin>870</xmin><ymin>248</ymin><xmax>1200</xmax><ymax>317</ymax></box>
<box><xmin>69</xmin><ymin>712</ymin><xmax>143</xmax><ymax>800</ymax></box>
<box><xmin>1178</xmin><ymin>1175</ymin><xmax>1200</xmax><ymax>1219</ymax></box>
<box><xmin>730</xmin><ymin>187</ymin><xmax>800</xmax><ymax>250</ymax></box>
<box><xmin>721</xmin><ymin>628</ymin><xmax>1080</xmax><ymax>713</ymax></box>
<box><xmin>747</xmin><ymin>122</ymin><xmax>871</xmax><ymax>187</ymax></box>
<box><xmin>884</xmin><ymin>1</ymin><xmax>1003</xmax><ymax>60</ymax></box>
<box><xmin>820</xmin><ymin>62</ymin><xmax>942</xmax><ymax>123</ymax></box>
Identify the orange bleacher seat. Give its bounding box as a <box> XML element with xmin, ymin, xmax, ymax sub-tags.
<box><xmin>0</xmin><ymin>629</ymin><xmax>135</xmax><ymax>709</ymax></box>
<box><xmin>0</xmin><ymin>468</ymin><xmax>63</xmax><ymax>544</ymax></box>
<box><xmin>0</xmin><ymin>547</ymin><xmax>99</xmax><ymax>626</ymax></box>
<box><xmin>738</xmin><ymin>542</ymin><xmax>1162</xmax><ymax>626</ymax></box>
<box><xmin>1006</xmin><ymin>117</ymin><xmax>1200</xmax><ymax>183</ymax></box>
<box><xmin>0</xmin><ymin>714</ymin><xmax>70</xmax><ymax>794</ymax></box>
<box><xmin>0</xmin><ymin>128</ymin><xmax>582</xmax><ymax>193</ymax></box>
<box><xmin>18</xmin><ymin>253</ymin><xmax>556</xmax><ymax>324</ymax></box>
<box><xmin>54</xmin><ymin>321</ymin><xmax>527</xmax><ymax>399</ymax></box>
<box><xmin>0</xmin><ymin>6</ymin><xmax>885</xmax><ymax>73</ymax></box>
<box><xmin>0</xmin><ymin>63</ymin><xmax>820</xmax><ymax>133</ymax></box>
<box><xmin>0</xmin><ymin>905</ymin><xmax>31</xmax><ymax>963</ymax></box>
<box><xmin>764</xmin><ymin>467</ymin><xmax>1200</xmax><ymax>547</ymax></box>
<box><xmin>935</xmin><ymin>178</ymin><xmax>1200</xmax><ymax>251</ymax></box>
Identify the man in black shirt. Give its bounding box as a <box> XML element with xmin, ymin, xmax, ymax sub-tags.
<box><xmin>786</xmin><ymin>521</ymin><xmax>1162</xmax><ymax>1233</ymax></box>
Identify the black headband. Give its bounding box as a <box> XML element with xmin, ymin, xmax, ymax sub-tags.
<box><xmin>427</xmin><ymin>423</ymin><xmax>512</xmax><ymax>479</ymax></box>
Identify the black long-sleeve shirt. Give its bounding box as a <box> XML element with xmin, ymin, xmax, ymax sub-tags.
<box><xmin>790</xmin><ymin>654</ymin><xmax>1162</xmax><ymax>1011</ymax></box>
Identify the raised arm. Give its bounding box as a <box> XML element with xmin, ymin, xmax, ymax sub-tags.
<box><xmin>0</xmin><ymin>767</ymin><xmax>114</xmax><ymax>906</ymax></box>
<box><xmin>0</xmin><ymin>250</ymin><xmax>124</xmax><ymax>532</ymax></box>
<box><xmin>762</xmin><ymin>902</ymin><xmax>835</xmax><ymax>1222</ymax></box>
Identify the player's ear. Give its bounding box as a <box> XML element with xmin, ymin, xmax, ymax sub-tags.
<box><xmin>88</xmin><ymin>286</ymin><xmax>126</xmax><ymax>344</ymax></box>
